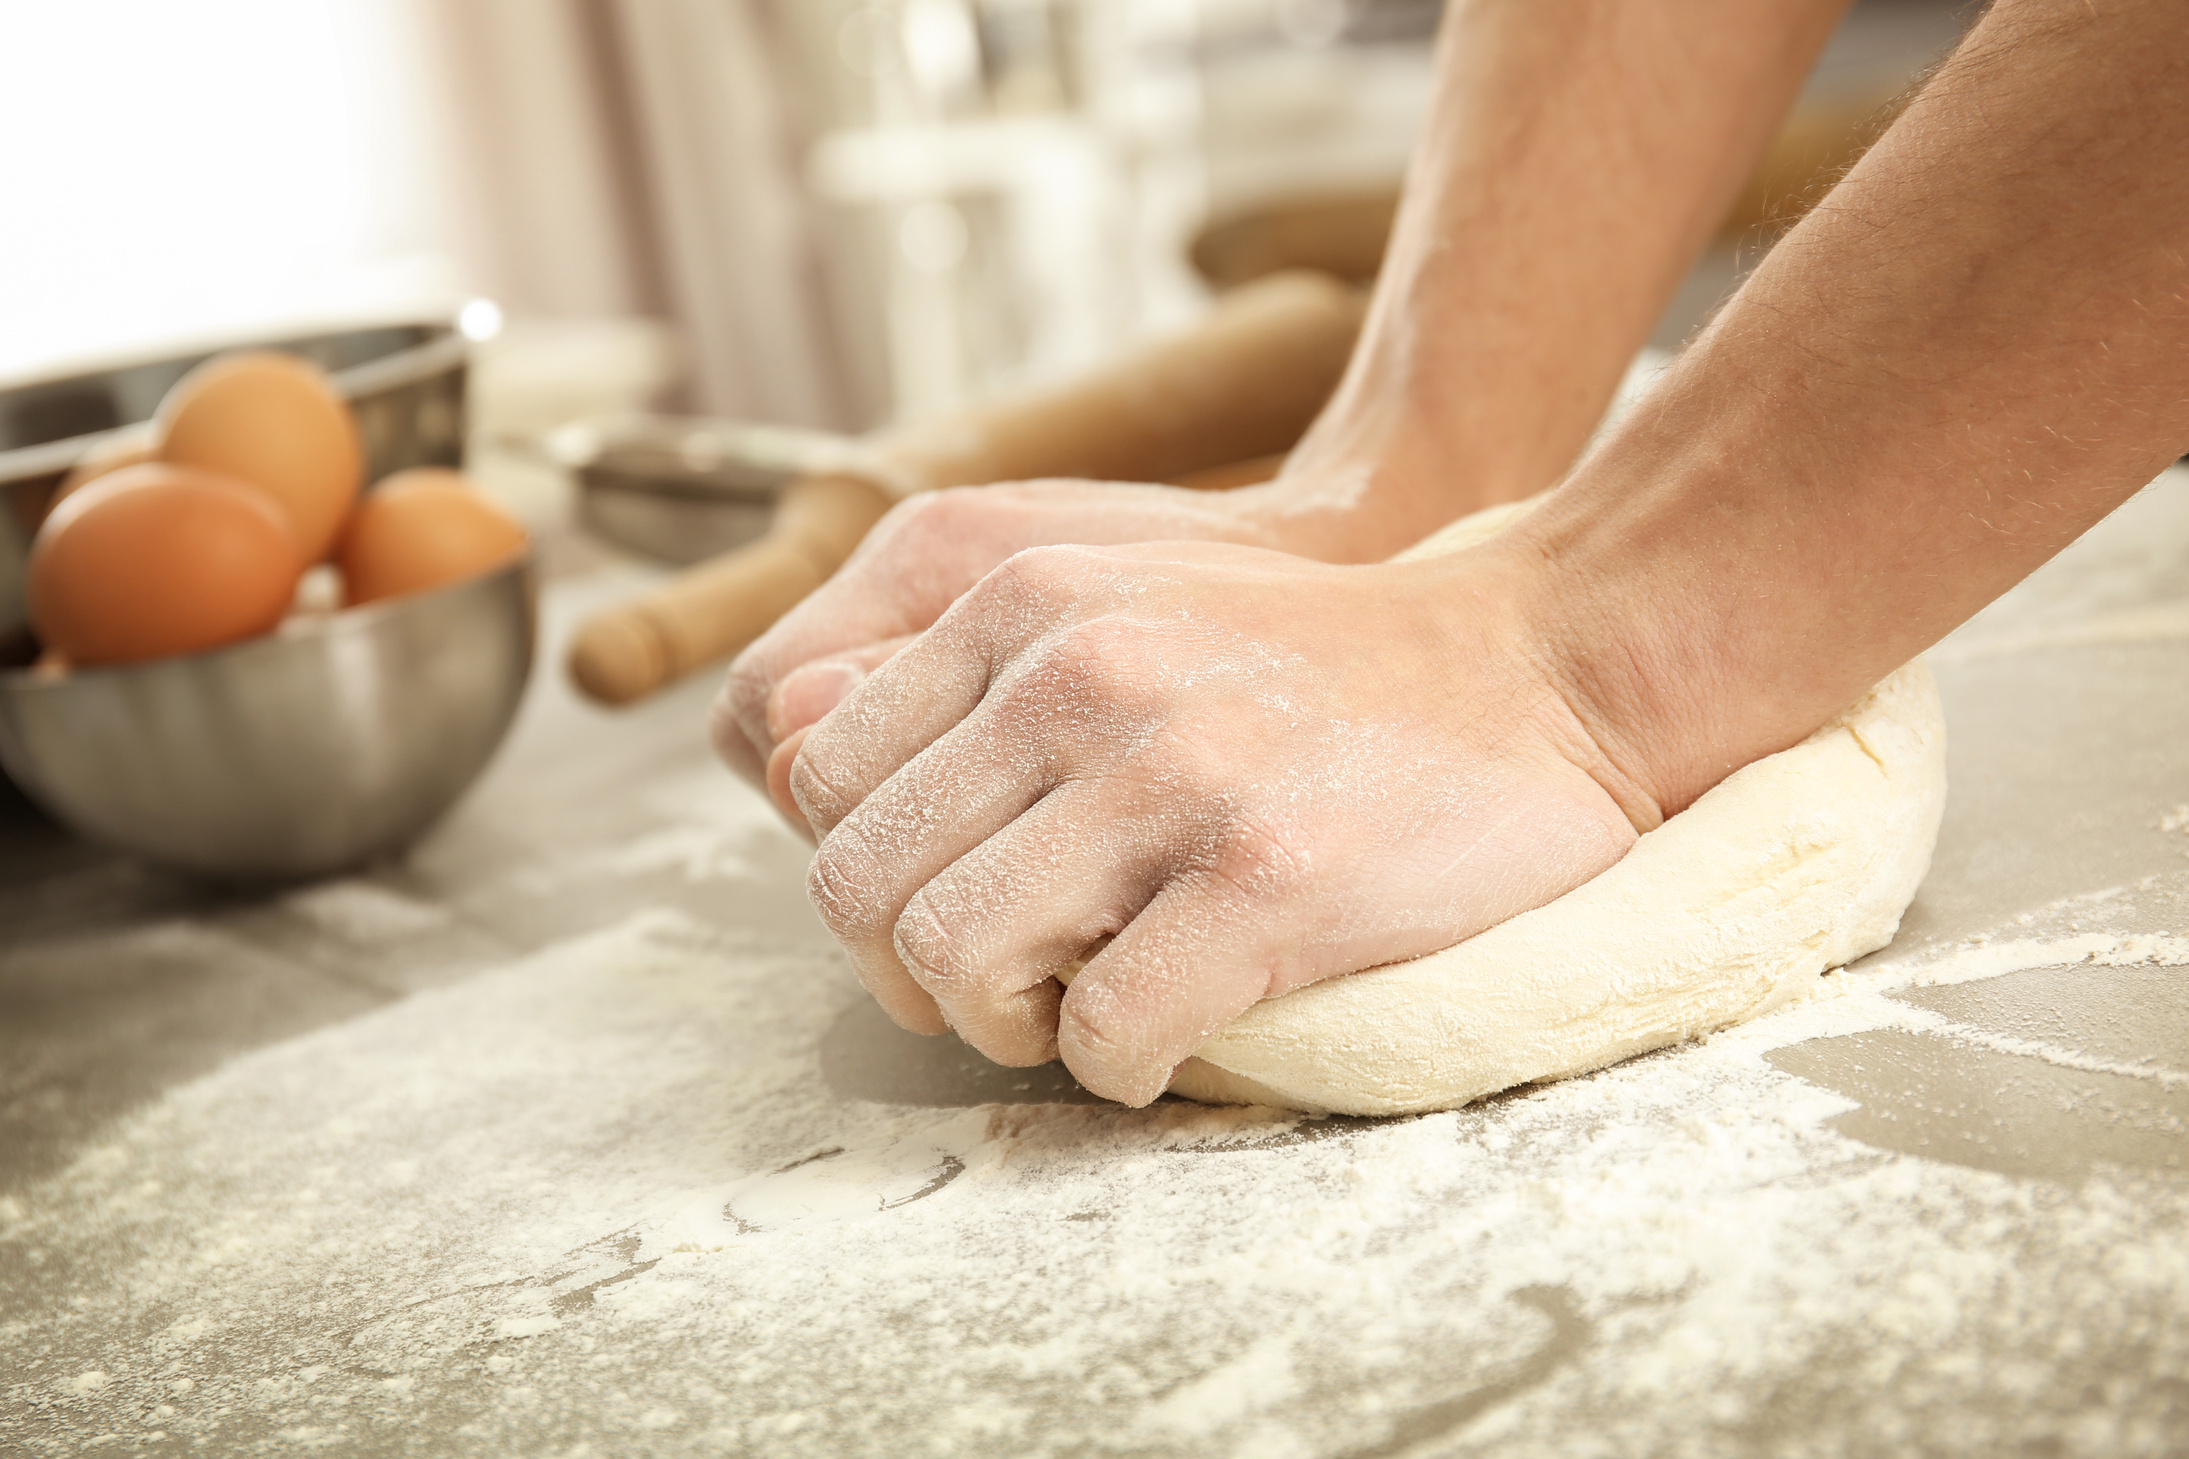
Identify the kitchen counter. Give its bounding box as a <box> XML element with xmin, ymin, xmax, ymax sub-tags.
<box><xmin>4</xmin><ymin>473</ymin><xmax>2187</xmax><ymax>1457</ymax></box>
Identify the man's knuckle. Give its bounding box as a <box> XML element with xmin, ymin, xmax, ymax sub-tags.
<box><xmin>876</xmin><ymin>488</ymin><xmax>980</xmax><ymax>557</ymax></box>
<box><xmin>1205</xmin><ymin>812</ymin><xmax>1311</xmax><ymax>900</ymax></box>
<box><xmin>991</xmin><ymin>543</ymin><xmax>1088</xmax><ymax>604</ymax></box>
<box><xmin>891</xmin><ymin>893</ymin><xmax>970</xmax><ymax>991</ymax></box>
<box><xmin>788</xmin><ymin>743</ymin><xmax>854</xmax><ymax>825</ymax></box>
<box><xmin>806</xmin><ymin>831</ymin><xmax>882</xmax><ymax>936</ymax></box>
<box><xmin>1058</xmin><ymin>988</ymin><xmax>1125</xmax><ymax>1058</ymax></box>
<box><xmin>1037</xmin><ymin>618</ymin><xmax>1150</xmax><ymax>712</ymax></box>
<box><xmin>884</xmin><ymin>490</ymin><xmax>949</xmax><ymax>540</ymax></box>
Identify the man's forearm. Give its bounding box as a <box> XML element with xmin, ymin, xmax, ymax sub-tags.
<box><xmin>1261</xmin><ymin>0</ymin><xmax>1850</xmax><ymax>560</ymax></box>
<box><xmin>1515</xmin><ymin>0</ymin><xmax>2189</xmax><ymax>822</ymax></box>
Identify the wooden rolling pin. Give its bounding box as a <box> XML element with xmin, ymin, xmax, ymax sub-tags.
<box><xmin>568</xmin><ymin>269</ymin><xmax>1367</xmax><ymax>706</ymax></box>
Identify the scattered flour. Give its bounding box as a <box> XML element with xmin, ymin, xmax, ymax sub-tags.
<box><xmin>4</xmin><ymin>878</ymin><xmax>2186</xmax><ymax>1457</ymax></box>
<box><xmin>281</xmin><ymin>880</ymin><xmax>455</xmax><ymax>944</ymax></box>
<box><xmin>598</xmin><ymin>825</ymin><xmax>762</xmax><ymax>884</ymax></box>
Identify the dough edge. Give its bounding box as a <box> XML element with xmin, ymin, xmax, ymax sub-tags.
<box><xmin>1167</xmin><ymin>499</ymin><xmax>1948</xmax><ymax>1117</ymax></box>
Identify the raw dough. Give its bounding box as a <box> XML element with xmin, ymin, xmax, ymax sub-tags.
<box><xmin>1167</xmin><ymin>499</ymin><xmax>1948</xmax><ymax>1116</ymax></box>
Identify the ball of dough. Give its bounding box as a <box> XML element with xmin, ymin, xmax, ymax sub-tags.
<box><xmin>1167</xmin><ymin>499</ymin><xmax>1947</xmax><ymax>1116</ymax></box>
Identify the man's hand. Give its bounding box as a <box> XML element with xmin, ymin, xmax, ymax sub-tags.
<box><xmin>709</xmin><ymin>0</ymin><xmax>1858</xmax><ymax>828</ymax></box>
<box><xmin>709</xmin><ymin>480</ymin><xmax>1295</xmax><ymax>819</ymax></box>
<box><xmin>785</xmin><ymin>539</ymin><xmax>1642</xmax><ymax>1105</ymax></box>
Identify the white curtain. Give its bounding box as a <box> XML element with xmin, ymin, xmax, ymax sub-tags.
<box><xmin>414</xmin><ymin>0</ymin><xmax>862</xmax><ymax>429</ymax></box>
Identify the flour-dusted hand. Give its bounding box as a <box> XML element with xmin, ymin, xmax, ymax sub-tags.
<box><xmin>787</xmin><ymin>539</ymin><xmax>1645</xmax><ymax>1105</ymax></box>
<box><xmin>726</xmin><ymin>0</ymin><xmax>2189</xmax><ymax>1109</ymax></box>
<box><xmin>708</xmin><ymin>470</ymin><xmax>1506</xmax><ymax>833</ymax></box>
<box><xmin>704</xmin><ymin>0</ymin><xmax>1805</xmax><ymax>815</ymax></box>
<box><xmin>707</xmin><ymin>482</ymin><xmax>1290</xmax><ymax>801</ymax></box>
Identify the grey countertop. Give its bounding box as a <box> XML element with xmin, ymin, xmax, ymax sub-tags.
<box><xmin>4</xmin><ymin>474</ymin><xmax>2187</xmax><ymax>1457</ymax></box>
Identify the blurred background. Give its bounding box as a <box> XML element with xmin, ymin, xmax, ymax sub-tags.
<box><xmin>1</xmin><ymin>0</ymin><xmax>1971</xmax><ymax>482</ymax></box>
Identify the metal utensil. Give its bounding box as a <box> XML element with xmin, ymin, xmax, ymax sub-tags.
<box><xmin>0</xmin><ymin>556</ymin><xmax>534</xmax><ymax>882</ymax></box>
<box><xmin>534</xmin><ymin>415</ymin><xmax>883</xmax><ymax>565</ymax></box>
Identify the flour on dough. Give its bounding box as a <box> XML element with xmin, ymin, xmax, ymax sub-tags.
<box><xmin>1168</xmin><ymin>499</ymin><xmax>1949</xmax><ymax>1116</ymax></box>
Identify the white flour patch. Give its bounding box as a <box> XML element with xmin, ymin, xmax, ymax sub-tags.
<box><xmin>281</xmin><ymin>879</ymin><xmax>456</xmax><ymax>943</ymax></box>
<box><xmin>4</xmin><ymin>892</ymin><xmax>2185</xmax><ymax>1458</ymax></box>
<box><xmin>598</xmin><ymin>824</ymin><xmax>762</xmax><ymax>884</ymax></box>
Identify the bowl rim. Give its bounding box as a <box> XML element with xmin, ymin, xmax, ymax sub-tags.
<box><xmin>0</xmin><ymin>309</ymin><xmax>462</xmax><ymax>401</ymax></box>
<box><xmin>0</xmin><ymin>321</ymin><xmax>468</xmax><ymax>496</ymax></box>
<box><xmin>0</xmin><ymin>549</ymin><xmax>535</xmax><ymax>694</ymax></box>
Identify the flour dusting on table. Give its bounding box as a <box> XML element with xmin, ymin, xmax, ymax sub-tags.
<box><xmin>5</xmin><ymin>872</ymin><xmax>2187</xmax><ymax>1457</ymax></box>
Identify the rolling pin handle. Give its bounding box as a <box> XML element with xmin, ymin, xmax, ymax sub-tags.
<box><xmin>566</xmin><ymin>474</ymin><xmax>896</xmax><ymax>706</ymax></box>
<box><xmin>565</xmin><ymin>271</ymin><xmax>1367</xmax><ymax>706</ymax></box>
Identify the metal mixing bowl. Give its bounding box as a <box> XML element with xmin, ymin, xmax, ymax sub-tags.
<box><xmin>0</xmin><ymin>557</ymin><xmax>534</xmax><ymax>881</ymax></box>
<box><xmin>0</xmin><ymin>320</ymin><xmax>468</xmax><ymax>649</ymax></box>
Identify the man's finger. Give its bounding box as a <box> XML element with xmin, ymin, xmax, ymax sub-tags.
<box><xmin>767</xmin><ymin>636</ymin><xmax>914</xmax><ymax>744</ymax></box>
<box><xmin>788</xmin><ymin>546</ymin><xmax>1096</xmax><ymax>837</ymax></box>
<box><xmin>804</xmin><ymin>692</ymin><xmax>1073</xmax><ymax>1033</ymax></box>
<box><xmin>888</xmin><ymin>777</ymin><xmax>1176</xmax><ymax>1066</ymax></box>
<box><xmin>1056</xmin><ymin>867</ymin><xmax>1305</xmax><ymax>1107</ymax></box>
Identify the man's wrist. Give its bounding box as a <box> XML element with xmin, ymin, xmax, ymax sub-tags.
<box><xmin>1233</xmin><ymin>422</ymin><xmax>1538</xmax><ymax>565</ymax></box>
<box><xmin>1494</xmin><ymin>417</ymin><xmax>1879</xmax><ymax>827</ymax></box>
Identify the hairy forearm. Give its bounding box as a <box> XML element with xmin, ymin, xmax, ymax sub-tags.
<box><xmin>1515</xmin><ymin>0</ymin><xmax>2189</xmax><ymax>825</ymax></box>
<box><xmin>1251</xmin><ymin>0</ymin><xmax>1850</xmax><ymax>559</ymax></box>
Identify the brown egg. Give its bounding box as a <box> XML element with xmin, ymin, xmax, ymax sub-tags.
<box><xmin>157</xmin><ymin>351</ymin><xmax>362</xmax><ymax>560</ymax></box>
<box><xmin>337</xmin><ymin>468</ymin><xmax>527</xmax><ymax>606</ymax></box>
<box><xmin>28</xmin><ymin>462</ymin><xmax>304</xmax><ymax>666</ymax></box>
<box><xmin>50</xmin><ymin>420</ymin><xmax>162</xmax><ymax>518</ymax></box>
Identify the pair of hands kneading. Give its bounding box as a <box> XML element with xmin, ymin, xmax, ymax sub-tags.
<box><xmin>710</xmin><ymin>0</ymin><xmax>2189</xmax><ymax>1110</ymax></box>
<box><xmin>712</xmin><ymin>485</ymin><xmax>1644</xmax><ymax>1106</ymax></box>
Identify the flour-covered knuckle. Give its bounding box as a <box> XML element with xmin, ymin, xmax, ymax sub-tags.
<box><xmin>1003</xmin><ymin>614</ymin><xmax>1175</xmax><ymax>739</ymax></box>
<box><xmin>1055</xmin><ymin>974</ymin><xmax>1165</xmax><ymax>1104</ymax></box>
<box><xmin>893</xmin><ymin>895</ymin><xmax>1063</xmax><ymax>1064</ymax></box>
<box><xmin>889</xmin><ymin>886</ymin><xmax>987</xmax><ymax>999</ymax></box>
<box><xmin>814</xmin><ymin>702</ymin><xmax>1072</xmax><ymax>936</ymax></box>
<box><xmin>869</xmin><ymin>485</ymin><xmax>988</xmax><ymax>556</ymax></box>
<box><xmin>960</xmin><ymin>982</ymin><xmax>1066</xmax><ymax>1068</ymax></box>
<box><xmin>786</xmin><ymin>745</ymin><xmax>863</xmax><ymax>836</ymax></box>
<box><xmin>805</xmin><ymin>822</ymin><xmax>893</xmax><ymax>946</ymax></box>
<box><xmin>890</xmin><ymin>840</ymin><xmax>1094</xmax><ymax>1006</ymax></box>
<box><xmin>888</xmin><ymin>773</ymin><xmax>1173</xmax><ymax>1032</ymax></box>
<box><xmin>980</xmin><ymin>542</ymin><xmax>1111</xmax><ymax>630</ymax></box>
<box><xmin>806</xmin><ymin>830</ymin><xmax>947</xmax><ymax>1034</ymax></box>
<box><xmin>1191</xmin><ymin>805</ymin><xmax>1317</xmax><ymax>910</ymax></box>
<box><xmin>833</xmin><ymin>493</ymin><xmax>954</xmax><ymax>590</ymax></box>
